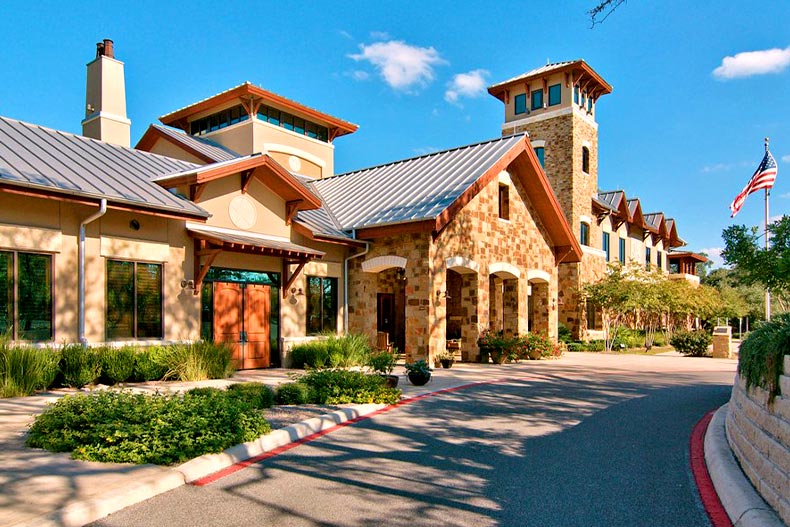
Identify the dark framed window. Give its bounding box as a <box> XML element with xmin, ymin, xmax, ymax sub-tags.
<box><xmin>645</xmin><ymin>248</ymin><xmax>652</xmax><ymax>270</ymax></box>
<box><xmin>531</xmin><ymin>89</ymin><xmax>543</xmax><ymax>110</ymax></box>
<box><xmin>657</xmin><ymin>251</ymin><xmax>663</xmax><ymax>270</ymax></box>
<box><xmin>574</xmin><ymin>86</ymin><xmax>580</xmax><ymax>105</ymax></box>
<box><xmin>582</xmin><ymin>146</ymin><xmax>590</xmax><ymax>173</ymax></box>
<box><xmin>0</xmin><ymin>251</ymin><xmax>53</xmax><ymax>341</ymax></box>
<box><xmin>306</xmin><ymin>276</ymin><xmax>338</xmax><ymax>335</ymax></box>
<box><xmin>514</xmin><ymin>93</ymin><xmax>527</xmax><ymax>115</ymax></box>
<box><xmin>602</xmin><ymin>232</ymin><xmax>610</xmax><ymax>261</ymax></box>
<box><xmin>498</xmin><ymin>184</ymin><xmax>510</xmax><ymax>220</ymax></box>
<box><xmin>587</xmin><ymin>96</ymin><xmax>593</xmax><ymax>112</ymax></box>
<box><xmin>619</xmin><ymin>238</ymin><xmax>626</xmax><ymax>264</ymax></box>
<box><xmin>534</xmin><ymin>146</ymin><xmax>545</xmax><ymax>168</ymax></box>
<box><xmin>586</xmin><ymin>300</ymin><xmax>602</xmax><ymax>331</ymax></box>
<box><xmin>548</xmin><ymin>84</ymin><xmax>561</xmax><ymax>106</ymax></box>
<box><xmin>106</xmin><ymin>260</ymin><xmax>163</xmax><ymax>340</ymax></box>
<box><xmin>580</xmin><ymin>222</ymin><xmax>590</xmax><ymax>246</ymax></box>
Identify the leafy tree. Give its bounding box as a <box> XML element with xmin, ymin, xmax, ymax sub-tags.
<box><xmin>721</xmin><ymin>216</ymin><xmax>790</xmax><ymax>295</ymax></box>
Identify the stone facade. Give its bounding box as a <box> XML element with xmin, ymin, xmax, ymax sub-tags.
<box><xmin>348</xmin><ymin>164</ymin><xmax>559</xmax><ymax>363</ymax></box>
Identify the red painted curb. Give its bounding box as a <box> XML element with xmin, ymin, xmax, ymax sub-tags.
<box><xmin>690</xmin><ymin>410</ymin><xmax>733</xmax><ymax>527</ymax></box>
<box><xmin>191</xmin><ymin>379</ymin><xmax>509</xmax><ymax>486</ymax></box>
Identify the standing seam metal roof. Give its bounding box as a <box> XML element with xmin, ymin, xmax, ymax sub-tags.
<box><xmin>150</xmin><ymin>124</ymin><xmax>239</xmax><ymax>162</ymax></box>
<box><xmin>309</xmin><ymin>134</ymin><xmax>527</xmax><ymax>230</ymax></box>
<box><xmin>0</xmin><ymin>116</ymin><xmax>208</xmax><ymax>218</ymax></box>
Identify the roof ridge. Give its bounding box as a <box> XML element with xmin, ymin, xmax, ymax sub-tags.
<box><xmin>302</xmin><ymin>182</ymin><xmax>346</xmax><ymax>232</ymax></box>
<box><xmin>327</xmin><ymin>133</ymin><xmax>528</xmax><ymax>180</ymax></box>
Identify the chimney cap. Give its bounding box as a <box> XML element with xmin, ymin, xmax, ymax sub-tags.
<box><xmin>95</xmin><ymin>39</ymin><xmax>114</xmax><ymax>59</ymax></box>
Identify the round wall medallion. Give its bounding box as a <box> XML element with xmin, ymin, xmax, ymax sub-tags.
<box><xmin>228</xmin><ymin>195</ymin><xmax>257</xmax><ymax>230</ymax></box>
<box><xmin>288</xmin><ymin>155</ymin><xmax>302</xmax><ymax>172</ymax></box>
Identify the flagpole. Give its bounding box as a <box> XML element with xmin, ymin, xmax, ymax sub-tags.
<box><xmin>764</xmin><ymin>137</ymin><xmax>771</xmax><ymax>321</ymax></box>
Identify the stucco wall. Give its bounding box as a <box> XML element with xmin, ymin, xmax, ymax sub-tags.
<box><xmin>726</xmin><ymin>356</ymin><xmax>790</xmax><ymax>525</ymax></box>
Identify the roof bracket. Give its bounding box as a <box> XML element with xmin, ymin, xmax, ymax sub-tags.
<box><xmin>191</xmin><ymin>183</ymin><xmax>206</xmax><ymax>202</ymax></box>
<box><xmin>282</xmin><ymin>259</ymin><xmax>308</xmax><ymax>298</ymax></box>
<box><xmin>241</xmin><ymin>169</ymin><xmax>254</xmax><ymax>194</ymax></box>
<box><xmin>193</xmin><ymin>242</ymin><xmax>222</xmax><ymax>295</ymax></box>
<box><xmin>285</xmin><ymin>200</ymin><xmax>301</xmax><ymax>225</ymax></box>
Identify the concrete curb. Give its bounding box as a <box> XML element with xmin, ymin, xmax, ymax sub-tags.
<box><xmin>705</xmin><ymin>404</ymin><xmax>786</xmax><ymax>527</ymax></box>
<box><xmin>9</xmin><ymin>403</ymin><xmax>386</xmax><ymax>527</ymax></box>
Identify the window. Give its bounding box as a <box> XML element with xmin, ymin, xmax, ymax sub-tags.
<box><xmin>514</xmin><ymin>93</ymin><xmax>527</xmax><ymax>115</ymax></box>
<box><xmin>602</xmin><ymin>232</ymin><xmax>610</xmax><ymax>261</ymax></box>
<box><xmin>106</xmin><ymin>260</ymin><xmax>163</xmax><ymax>340</ymax></box>
<box><xmin>580</xmin><ymin>222</ymin><xmax>590</xmax><ymax>246</ymax></box>
<box><xmin>531</xmin><ymin>89</ymin><xmax>543</xmax><ymax>110</ymax></box>
<box><xmin>657</xmin><ymin>251</ymin><xmax>663</xmax><ymax>270</ymax></box>
<box><xmin>574</xmin><ymin>86</ymin><xmax>580</xmax><ymax>105</ymax></box>
<box><xmin>534</xmin><ymin>146</ymin><xmax>545</xmax><ymax>168</ymax></box>
<box><xmin>0</xmin><ymin>251</ymin><xmax>53</xmax><ymax>341</ymax></box>
<box><xmin>498</xmin><ymin>184</ymin><xmax>510</xmax><ymax>220</ymax></box>
<box><xmin>586</xmin><ymin>300</ymin><xmax>602</xmax><ymax>331</ymax></box>
<box><xmin>645</xmin><ymin>248</ymin><xmax>652</xmax><ymax>270</ymax></box>
<box><xmin>587</xmin><ymin>96</ymin><xmax>593</xmax><ymax>112</ymax></box>
<box><xmin>548</xmin><ymin>84</ymin><xmax>561</xmax><ymax>106</ymax></box>
<box><xmin>619</xmin><ymin>238</ymin><xmax>626</xmax><ymax>264</ymax></box>
<box><xmin>582</xmin><ymin>146</ymin><xmax>590</xmax><ymax>174</ymax></box>
<box><xmin>306</xmin><ymin>276</ymin><xmax>338</xmax><ymax>335</ymax></box>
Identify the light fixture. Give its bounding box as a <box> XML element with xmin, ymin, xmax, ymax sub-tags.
<box><xmin>396</xmin><ymin>268</ymin><xmax>407</xmax><ymax>281</ymax></box>
<box><xmin>288</xmin><ymin>287</ymin><xmax>303</xmax><ymax>305</ymax></box>
<box><xmin>436</xmin><ymin>290</ymin><xmax>450</xmax><ymax>299</ymax></box>
<box><xmin>180</xmin><ymin>279</ymin><xmax>195</xmax><ymax>290</ymax></box>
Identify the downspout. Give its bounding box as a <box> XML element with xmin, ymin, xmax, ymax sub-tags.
<box><xmin>343</xmin><ymin>229</ymin><xmax>369</xmax><ymax>333</ymax></box>
<box><xmin>79</xmin><ymin>199</ymin><xmax>107</xmax><ymax>347</ymax></box>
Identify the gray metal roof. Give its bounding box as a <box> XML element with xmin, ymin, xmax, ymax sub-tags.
<box><xmin>0</xmin><ymin>116</ymin><xmax>208</xmax><ymax>218</ymax></box>
<box><xmin>186</xmin><ymin>223</ymin><xmax>324</xmax><ymax>257</ymax></box>
<box><xmin>150</xmin><ymin>124</ymin><xmax>239</xmax><ymax>162</ymax></box>
<box><xmin>489</xmin><ymin>61</ymin><xmax>578</xmax><ymax>90</ymax></box>
<box><xmin>310</xmin><ymin>134</ymin><xmax>527</xmax><ymax>230</ymax></box>
<box><xmin>295</xmin><ymin>206</ymin><xmax>353</xmax><ymax>241</ymax></box>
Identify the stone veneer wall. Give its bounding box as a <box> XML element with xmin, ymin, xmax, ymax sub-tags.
<box><xmin>725</xmin><ymin>355</ymin><xmax>790</xmax><ymax>525</ymax></box>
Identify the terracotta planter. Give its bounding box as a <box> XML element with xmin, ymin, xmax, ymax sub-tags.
<box><xmin>440</xmin><ymin>359</ymin><xmax>454</xmax><ymax>369</ymax></box>
<box><xmin>490</xmin><ymin>349</ymin><xmax>508</xmax><ymax>364</ymax></box>
<box><xmin>407</xmin><ymin>372</ymin><xmax>431</xmax><ymax>386</ymax></box>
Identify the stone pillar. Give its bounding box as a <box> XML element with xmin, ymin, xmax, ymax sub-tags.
<box><xmin>712</xmin><ymin>326</ymin><xmax>732</xmax><ymax>359</ymax></box>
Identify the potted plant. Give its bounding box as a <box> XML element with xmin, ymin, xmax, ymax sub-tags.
<box><xmin>404</xmin><ymin>360</ymin><xmax>431</xmax><ymax>386</ymax></box>
<box><xmin>435</xmin><ymin>350</ymin><xmax>455</xmax><ymax>369</ymax></box>
<box><xmin>367</xmin><ymin>349</ymin><xmax>399</xmax><ymax>388</ymax></box>
<box><xmin>478</xmin><ymin>329</ymin><xmax>512</xmax><ymax>364</ymax></box>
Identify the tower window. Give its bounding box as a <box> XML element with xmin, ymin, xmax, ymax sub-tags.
<box><xmin>531</xmin><ymin>89</ymin><xmax>543</xmax><ymax>111</ymax></box>
<box><xmin>498</xmin><ymin>184</ymin><xmax>510</xmax><ymax>220</ymax></box>
<box><xmin>582</xmin><ymin>146</ymin><xmax>590</xmax><ymax>174</ymax></box>
<box><xmin>514</xmin><ymin>93</ymin><xmax>527</xmax><ymax>115</ymax></box>
<box><xmin>602</xmin><ymin>232</ymin><xmax>610</xmax><ymax>261</ymax></box>
<box><xmin>580</xmin><ymin>222</ymin><xmax>590</xmax><ymax>246</ymax></box>
<box><xmin>574</xmin><ymin>86</ymin><xmax>580</xmax><ymax>104</ymax></box>
<box><xmin>619</xmin><ymin>238</ymin><xmax>626</xmax><ymax>264</ymax></box>
<box><xmin>534</xmin><ymin>147</ymin><xmax>545</xmax><ymax>168</ymax></box>
<box><xmin>548</xmin><ymin>84</ymin><xmax>561</xmax><ymax>106</ymax></box>
<box><xmin>645</xmin><ymin>247</ymin><xmax>652</xmax><ymax>270</ymax></box>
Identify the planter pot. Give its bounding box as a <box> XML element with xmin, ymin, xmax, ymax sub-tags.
<box><xmin>490</xmin><ymin>349</ymin><xmax>508</xmax><ymax>364</ymax></box>
<box><xmin>407</xmin><ymin>372</ymin><xmax>431</xmax><ymax>386</ymax></box>
<box><xmin>440</xmin><ymin>359</ymin><xmax>454</xmax><ymax>369</ymax></box>
<box><xmin>382</xmin><ymin>374</ymin><xmax>399</xmax><ymax>388</ymax></box>
<box><xmin>528</xmin><ymin>349</ymin><xmax>542</xmax><ymax>360</ymax></box>
<box><xmin>478</xmin><ymin>347</ymin><xmax>491</xmax><ymax>363</ymax></box>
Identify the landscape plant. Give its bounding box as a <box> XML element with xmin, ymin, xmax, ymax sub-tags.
<box><xmin>26</xmin><ymin>388</ymin><xmax>271</xmax><ymax>465</ymax></box>
<box><xmin>669</xmin><ymin>330</ymin><xmax>712</xmax><ymax>357</ymax></box>
<box><xmin>736</xmin><ymin>313</ymin><xmax>790</xmax><ymax>401</ymax></box>
<box><xmin>158</xmin><ymin>341</ymin><xmax>235</xmax><ymax>381</ymax></box>
<box><xmin>0</xmin><ymin>340</ymin><xmax>59</xmax><ymax>397</ymax></box>
<box><xmin>132</xmin><ymin>346</ymin><xmax>168</xmax><ymax>381</ymax></box>
<box><xmin>290</xmin><ymin>333</ymin><xmax>372</xmax><ymax>369</ymax></box>
<box><xmin>59</xmin><ymin>344</ymin><xmax>101</xmax><ymax>388</ymax></box>
<box><xmin>366</xmin><ymin>349</ymin><xmax>397</xmax><ymax>375</ymax></box>
<box><xmin>99</xmin><ymin>345</ymin><xmax>136</xmax><ymax>384</ymax></box>
<box><xmin>226</xmin><ymin>382</ymin><xmax>275</xmax><ymax>409</ymax></box>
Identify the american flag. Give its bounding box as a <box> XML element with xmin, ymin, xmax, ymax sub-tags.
<box><xmin>729</xmin><ymin>150</ymin><xmax>778</xmax><ymax>218</ymax></box>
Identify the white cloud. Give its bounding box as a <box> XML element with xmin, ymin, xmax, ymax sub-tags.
<box><xmin>782</xmin><ymin>154</ymin><xmax>790</xmax><ymax>163</ymax></box>
<box><xmin>444</xmin><ymin>69</ymin><xmax>489</xmax><ymax>104</ymax></box>
<box><xmin>349</xmin><ymin>40</ymin><xmax>445</xmax><ymax>92</ymax></box>
<box><xmin>338</xmin><ymin>30</ymin><xmax>353</xmax><ymax>40</ymax></box>
<box><xmin>370</xmin><ymin>31</ymin><xmax>391</xmax><ymax>40</ymax></box>
<box><xmin>712</xmin><ymin>47</ymin><xmax>790</xmax><ymax>79</ymax></box>
<box><xmin>701</xmin><ymin>162</ymin><xmax>735</xmax><ymax>173</ymax></box>
<box><xmin>346</xmin><ymin>70</ymin><xmax>370</xmax><ymax>81</ymax></box>
<box><xmin>699</xmin><ymin>247</ymin><xmax>725</xmax><ymax>269</ymax></box>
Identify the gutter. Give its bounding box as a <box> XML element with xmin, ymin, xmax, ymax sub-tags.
<box><xmin>343</xmin><ymin>228</ymin><xmax>369</xmax><ymax>333</ymax></box>
<box><xmin>79</xmin><ymin>199</ymin><xmax>107</xmax><ymax>347</ymax></box>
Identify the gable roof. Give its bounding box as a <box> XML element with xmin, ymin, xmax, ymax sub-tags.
<box><xmin>488</xmin><ymin>59</ymin><xmax>613</xmax><ymax>102</ymax></box>
<box><xmin>136</xmin><ymin>124</ymin><xmax>239</xmax><ymax>163</ymax></box>
<box><xmin>0</xmin><ymin>116</ymin><xmax>208</xmax><ymax>219</ymax></box>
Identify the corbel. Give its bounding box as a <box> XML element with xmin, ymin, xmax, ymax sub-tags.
<box><xmin>190</xmin><ymin>183</ymin><xmax>206</xmax><ymax>202</ymax></box>
<box><xmin>282</xmin><ymin>259</ymin><xmax>308</xmax><ymax>298</ymax></box>
<box><xmin>193</xmin><ymin>242</ymin><xmax>222</xmax><ymax>295</ymax></box>
<box><xmin>241</xmin><ymin>169</ymin><xmax>254</xmax><ymax>194</ymax></box>
<box><xmin>285</xmin><ymin>200</ymin><xmax>302</xmax><ymax>225</ymax></box>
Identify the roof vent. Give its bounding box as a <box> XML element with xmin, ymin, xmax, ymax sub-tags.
<box><xmin>96</xmin><ymin>39</ymin><xmax>114</xmax><ymax>59</ymax></box>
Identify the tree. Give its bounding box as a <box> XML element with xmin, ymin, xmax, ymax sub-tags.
<box><xmin>588</xmin><ymin>0</ymin><xmax>627</xmax><ymax>27</ymax></box>
<box><xmin>721</xmin><ymin>215</ymin><xmax>790</xmax><ymax>295</ymax></box>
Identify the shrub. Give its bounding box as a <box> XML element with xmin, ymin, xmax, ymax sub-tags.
<box><xmin>567</xmin><ymin>342</ymin><xmax>584</xmax><ymax>352</ymax></box>
<box><xmin>227</xmin><ymin>382</ymin><xmax>274</xmax><ymax>409</ymax></box>
<box><xmin>275</xmin><ymin>382</ymin><xmax>315</xmax><ymax>405</ymax></box>
<box><xmin>290</xmin><ymin>334</ymin><xmax>372</xmax><ymax>369</ymax></box>
<box><xmin>60</xmin><ymin>344</ymin><xmax>101</xmax><ymax>388</ymax></box>
<box><xmin>367</xmin><ymin>349</ymin><xmax>397</xmax><ymax>375</ymax></box>
<box><xmin>557</xmin><ymin>323</ymin><xmax>572</xmax><ymax>344</ymax></box>
<box><xmin>26</xmin><ymin>389</ymin><xmax>271</xmax><ymax>465</ymax></box>
<box><xmin>737</xmin><ymin>313</ymin><xmax>790</xmax><ymax>401</ymax></box>
<box><xmin>520</xmin><ymin>333</ymin><xmax>554</xmax><ymax>360</ymax></box>
<box><xmin>0</xmin><ymin>344</ymin><xmax>59</xmax><ymax>397</ymax></box>
<box><xmin>300</xmin><ymin>369</ymin><xmax>401</xmax><ymax>405</ymax></box>
<box><xmin>133</xmin><ymin>347</ymin><xmax>168</xmax><ymax>382</ymax></box>
<box><xmin>670</xmin><ymin>330</ymin><xmax>712</xmax><ymax>357</ymax></box>
<box><xmin>159</xmin><ymin>341</ymin><xmax>235</xmax><ymax>381</ymax></box>
<box><xmin>99</xmin><ymin>346</ymin><xmax>137</xmax><ymax>384</ymax></box>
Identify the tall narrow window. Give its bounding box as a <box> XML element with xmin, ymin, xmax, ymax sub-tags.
<box><xmin>514</xmin><ymin>93</ymin><xmax>527</xmax><ymax>115</ymax></box>
<box><xmin>582</xmin><ymin>146</ymin><xmax>590</xmax><ymax>174</ymax></box>
<box><xmin>498</xmin><ymin>184</ymin><xmax>510</xmax><ymax>220</ymax></box>
<box><xmin>573</xmin><ymin>86</ymin><xmax>580</xmax><ymax>104</ymax></box>
<box><xmin>0</xmin><ymin>251</ymin><xmax>53</xmax><ymax>341</ymax></box>
<box><xmin>645</xmin><ymin>248</ymin><xmax>652</xmax><ymax>270</ymax></box>
<box><xmin>619</xmin><ymin>238</ymin><xmax>626</xmax><ymax>264</ymax></box>
<box><xmin>602</xmin><ymin>232</ymin><xmax>611</xmax><ymax>261</ymax></box>
<box><xmin>548</xmin><ymin>84</ymin><xmax>561</xmax><ymax>106</ymax></box>
<box><xmin>580</xmin><ymin>222</ymin><xmax>590</xmax><ymax>246</ymax></box>
<box><xmin>534</xmin><ymin>147</ymin><xmax>545</xmax><ymax>168</ymax></box>
<box><xmin>106</xmin><ymin>260</ymin><xmax>163</xmax><ymax>340</ymax></box>
<box><xmin>531</xmin><ymin>89</ymin><xmax>543</xmax><ymax>110</ymax></box>
<box><xmin>306</xmin><ymin>276</ymin><xmax>338</xmax><ymax>335</ymax></box>
<box><xmin>657</xmin><ymin>251</ymin><xmax>663</xmax><ymax>270</ymax></box>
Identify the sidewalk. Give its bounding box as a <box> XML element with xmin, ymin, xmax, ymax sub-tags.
<box><xmin>0</xmin><ymin>353</ymin><xmax>768</xmax><ymax>527</ymax></box>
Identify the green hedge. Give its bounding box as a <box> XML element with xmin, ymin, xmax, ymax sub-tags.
<box><xmin>276</xmin><ymin>369</ymin><xmax>401</xmax><ymax>405</ymax></box>
<box><xmin>26</xmin><ymin>388</ymin><xmax>271</xmax><ymax>465</ymax></box>
<box><xmin>738</xmin><ymin>313</ymin><xmax>790</xmax><ymax>401</ymax></box>
<box><xmin>670</xmin><ymin>330</ymin><xmax>712</xmax><ymax>357</ymax></box>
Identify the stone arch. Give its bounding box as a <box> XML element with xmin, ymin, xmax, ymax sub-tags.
<box><xmin>488</xmin><ymin>261</ymin><xmax>520</xmax><ymax>279</ymax></box>
<box><xmin>527</xmin><ymin>269</ymin><xmax>551</xmax><ymax>283</ymax></box>
<box><xmin>361</xmin><ymin>255</ymin><xmax>407</xmax><ymax>273</ymax></box>
<box><xmin>446</xmin><ymin>256</ymin><xmax>480</xmax><ymax>274</ymax></box>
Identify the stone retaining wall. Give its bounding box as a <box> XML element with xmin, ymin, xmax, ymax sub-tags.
<box><xmin>726</xmin><ymin>355</ymin><xmax>790</xmax><ymax>525</ymax></box>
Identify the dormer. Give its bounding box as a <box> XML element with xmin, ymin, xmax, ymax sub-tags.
<box><xmin>157</xmin><ymin>83</ymin><xmax>358</xmax><ymax>179</ymax></box>
<box><xmin>488</xmin><ymin>60</ymin><xmax>612</xmax><ymax>126</ymax></box>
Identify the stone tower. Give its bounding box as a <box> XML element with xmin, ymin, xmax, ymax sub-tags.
<box><xmin>488</xmin><ymin>60</ymin><xmax>613</xmax><ymax>339</ymax></box>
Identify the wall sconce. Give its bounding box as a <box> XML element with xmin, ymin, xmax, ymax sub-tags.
<box><xmin>436</xmin><ymin>290</ymin><xmax>450</xmax><ymax>300</ymax></box>
<box><xmin>396</xmin><ymin>268</ymin><xmax>407</xmax><ymax>281</ymax></box>
<box><xmin>289</xmin><ymin>287</ymin><xmax>304</xmax><ymax>305</ymax></box>
<box><xmin>180</xmin><ymin>279</ymin><xmax>195</xmax><ymax>290</ymax></box>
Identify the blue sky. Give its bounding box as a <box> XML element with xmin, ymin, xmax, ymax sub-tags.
<box><xmin>1</xmin><ymin>0</ymin><xmax>788</xmax><ymax>267</ymax></box>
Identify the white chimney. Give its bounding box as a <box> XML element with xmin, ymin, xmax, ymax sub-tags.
<box><xmin>81</xmin><ymin>39</ymin><xmax>131</xmax><ymax>148</ymax></box>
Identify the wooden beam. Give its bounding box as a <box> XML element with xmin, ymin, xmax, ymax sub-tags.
<box><xmin>191</xmin><ymin>183</ymin><xmax>206</xmax><ymax>202</ymax></box>
<box><xmin>282</xmin><ymin>259</ymin><xmax>308</xmax><ymax>298</ymax></box>
<box><xmin>285</xmin><ymin>200</ymin><xmax>301</xmax><ymax>225</ymax></box>
<box><xmin>240</xmin><ymin>169</ymin><xmax>254</xmax><ymax>194</ymax></box>
<box><xmin>193</xmin><ymin>246</ymin><xmax>222</xmax><ymax>295</ymax></box>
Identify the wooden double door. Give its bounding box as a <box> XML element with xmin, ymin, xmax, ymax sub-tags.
<box><xmin>213</xmin><ymin>282</ymin><xmax>271</xmax><ymax>369</ymax></box>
